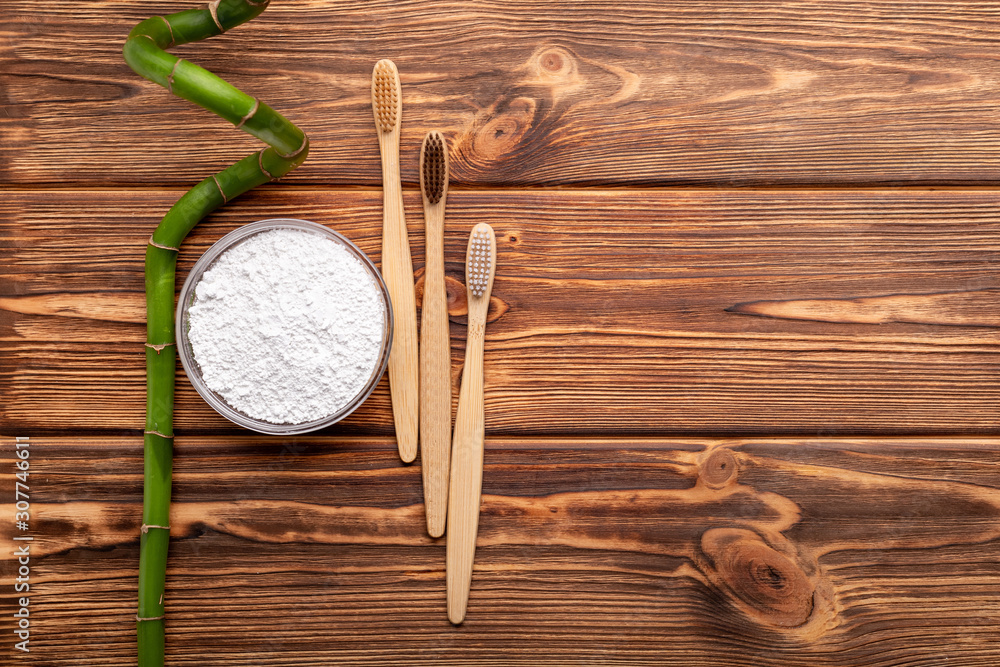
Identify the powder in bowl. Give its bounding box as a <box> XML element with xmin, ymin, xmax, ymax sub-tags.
<box><xmin>185</xmin><ymin>227</ymin><xmax>386</xmax><ymax>425</ymax></box>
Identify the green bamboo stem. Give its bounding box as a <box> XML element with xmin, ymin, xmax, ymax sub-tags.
<box><xmin>123</xmin><ymin>2</ymin><xmax>308</xmax><ymax>665</ymax></box>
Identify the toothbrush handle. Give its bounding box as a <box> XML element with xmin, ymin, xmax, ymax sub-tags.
<box><xmin>420</xmin><ymin>212</ymin><xmax>452</xmax><ymax>537</ymax></box>
<box><xmin>380</xmin><ymin>138</ymin><xmax>419</xmax><ymax>463</ymax></box>
<box><xmin>446</xmin><ymin>320</ymin><xmax>486</xmax><ymax>624</ymax></box>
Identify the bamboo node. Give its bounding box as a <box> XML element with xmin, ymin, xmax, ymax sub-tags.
<box><xmin>258</xmin><ymin>149</ymin><xmax>275</xmax><ymax>180</ymax></box>
<box><xmin>212</xmin><ymin>174</ymin><xmax>228</xmax><ymax>203</ymax></box>
<box><xmin>158</xmin><ymin>15</ymin><xmax>175</xmax><ymax>47</ymax></box>
<box><xmin>136</xmin><ymin>615</ymin><xmax>165</xmax><ymax>622</ymax></box>
<box><xmin>144</xmin><ymin>429</ymin><xmax>175</xmax><ymax>439</ymax></box>
<box><xmin>208</xmin><ymin>1</ymin><xmax>225</xmax><ymax>33</ymax></box>
<box><xmin>148</xmin><ymin>236</ymin><xmax>179</xmax><ymax>252</ymax></box>
<box><xmin>144</xmin><ymin>342</ymin><xmax>176</xmax><ymax>354</ymax></box>
<box><xmin>140</xmin><ymin>524</ymin><xmax>171</xmax><ymax>534</ymax></box>
<box><xmin>166</xmin><ymin>59</ymin><xmax>182</xmax><ymax>94</ymax></box>
<box><xmin>235</xmin><ymin>98</ymin><xmax>259</xmax><ymax>129</ymax></box>
<box><xmin>277</xmin><ymin>135</ymin><xmax>309</xmax><ymax>160</ymax></box>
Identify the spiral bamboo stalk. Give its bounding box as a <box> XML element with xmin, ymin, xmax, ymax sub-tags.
<box><xmin>123</xmin><ymin>2</ymin><xmax>309</xmax><ymax>664</ymax></box>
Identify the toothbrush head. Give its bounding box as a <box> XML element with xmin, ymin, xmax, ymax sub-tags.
<box><xmin>465</xmin><ymin>223</ymin><xmax>496</xmax><ymax>300</ymax></box>
<box><xmin>421</xmin><ymin>131</ymin><xmax>448</xmax><ymax>205</ymax></box>
<box><xmin>372</xmin><ymin>59</ymin><xmax>401</xmax><ymax>133</ymax></box>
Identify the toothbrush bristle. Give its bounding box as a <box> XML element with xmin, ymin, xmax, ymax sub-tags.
<box><xmin>372</xmin><ymin>60</ymin><xmax>399</xmax><ymax>133</ymax></box>
<box><xmin>422</xmin><ymin>132</ymin><xmax>446</xmax><ymax>204</ymax></box>
<box><xmin>466</xmin><ymin>226</ymin><xmax>494</xmax><ymax>298</ymax></box>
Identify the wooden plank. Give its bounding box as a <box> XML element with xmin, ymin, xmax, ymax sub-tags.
<box><xmin>1</xmin><ymin>436</ymin><xmax>999</xmax><ymax>665</ymax></box>
<box><xmin>4</xmin><ymin>2</ymin><xmax>1000</xmax><ymax>186</ymax></box>
<box><xmin>2</xmin><ymin>188</ymin><xmax>999</xmax><ymax>435</ymax></box>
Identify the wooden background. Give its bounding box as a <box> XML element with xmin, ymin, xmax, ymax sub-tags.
<box><xmin>2</xmin><ymin>1</ymin><xmax>1000</xmax><ymax>664</ymax></box>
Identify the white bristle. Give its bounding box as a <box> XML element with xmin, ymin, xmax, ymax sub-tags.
<box><xmin>466</xmin><ymin>225</ymin><xmax>494</xmax><ymax>298</ymax></box>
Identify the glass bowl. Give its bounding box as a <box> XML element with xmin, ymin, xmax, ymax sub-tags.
<box><xmin>176</xmin><ymin>218</ymin><xmax>393</xmax><ymax>435</ymax></box>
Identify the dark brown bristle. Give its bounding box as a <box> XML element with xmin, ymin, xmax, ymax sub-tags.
<box><xmin>422</xmin><ymin>133</ymin><xmax>446</xmax><ymax>204</ymax></box>
<box><xmin>372</xmin><ymin>60</ymin><xmax>399</xmax><ymax>133</ymax></box>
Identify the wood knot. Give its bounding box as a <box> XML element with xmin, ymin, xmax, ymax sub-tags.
<box><xmin>415</xmin><ymin>273</ymin><xmax>508</xmax><ymax>323</ymax></box>
<box><xmin>466</xmin><ymin>97</ymin><xmax>536</xmax><ymax>165</ymax></box>
<box><xmin>700</xmin><ymin>528</ymin><xmax>815</xmax><ymax>628</ymax></box>
<box><xmin>530</xmin><ymin>46</ymin><xmax>578</xmax><ymax>83</ymax></box>
<box><xmin>541</xmin><ymin>50</ymin><xmax>569</xmax><ymax>75</ymax></box>
<box><xmin>443</xmin><ymin>275</ymin><xmax>466</xmax><ymax>313</ymax></box>
<box><xmin>699</xmin><ymin>448</ymin><xmax>738</xmax><ymax>489</ymax></box>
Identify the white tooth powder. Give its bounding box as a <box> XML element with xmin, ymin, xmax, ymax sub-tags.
<box><xmin>186</xmin><ymin>228</ymin><xmax>385</xmax><ymax>424</ymax></box>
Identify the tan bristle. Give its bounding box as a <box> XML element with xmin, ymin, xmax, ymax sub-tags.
<box><xmin>372</xmin><ymin>60</ymin><xmax>399</xmax><ymax>133</ymax></box>
<box><xmin>466</xmin><ymin>227</ymin><xmax>494</xmax><ymax>298</ymax></box>
<box><xmin>422</xmin><ymin>133</ymin><xmax>446</xmax><ymax>204</ymax></box>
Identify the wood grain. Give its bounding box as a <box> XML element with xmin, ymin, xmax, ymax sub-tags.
<box><xmin>4</xmin><ymin>2</ymin><xmax>1000</xmax><ymax>187</ymax></box>
<box><xmin>729</xmin><ymin>289</ymin><xmax>1000</xmax><ymax>327</ymax></box>
<box><xmin>2</xmin><ymin>3</ymin><xmax>1000</xmax><ymax>663</ymax></box>
<box><xmin>1</xmin><ymin>436</ymin><xmax>999</xmax><ymax>665</ymax></box>
<box><xmin>2</xmin><ymin>188</ymin><xmax>998</xmax><ymax>436</ymax></box>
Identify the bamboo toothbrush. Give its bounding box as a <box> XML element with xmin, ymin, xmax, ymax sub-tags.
<box><xmin>419</xmin><ymin>131</ymin><xmax>452</xmax><ymax>538</ymax></box>
<box><xmin>372</xmin><ymin>59</ymin><xmax>419</xmax><ymax>463</ymax></box>
<box><xmin>446</xmin><ymin>222</ymin><xmax>496</xmax><ymax>624</ymax></box>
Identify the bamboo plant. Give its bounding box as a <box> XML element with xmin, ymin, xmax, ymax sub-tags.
<box><xmin>123</xmin><ymin>2</ymin><xmax>308</xmax><ymax>664</ymax></box>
